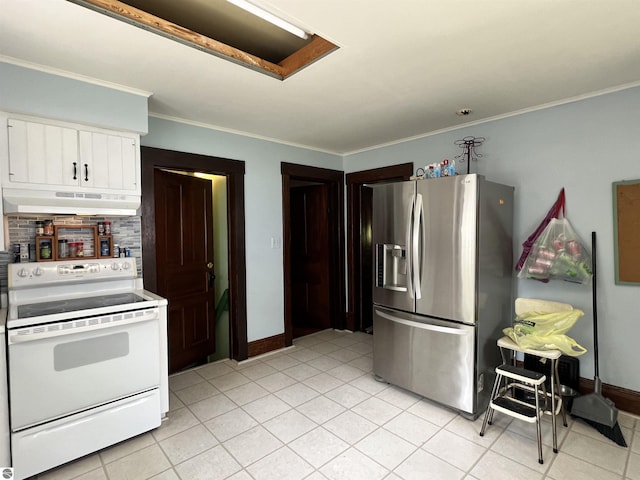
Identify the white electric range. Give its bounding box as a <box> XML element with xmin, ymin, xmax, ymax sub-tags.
<box><xmin>6</xmin><ymin>258</ymin><xmax>168</xmax><ymax>480</ymax></box>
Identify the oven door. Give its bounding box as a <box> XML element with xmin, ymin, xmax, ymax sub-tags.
<box><xmin>8</xmin><ymin>308</ymin><xmax>160</xmax><ymax>431</ymax></box>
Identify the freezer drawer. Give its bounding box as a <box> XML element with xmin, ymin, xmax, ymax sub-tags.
<box><xmin>373</xmin><ymin>307</ymin><xmax>476</xmax><ymax>414</ymax></box>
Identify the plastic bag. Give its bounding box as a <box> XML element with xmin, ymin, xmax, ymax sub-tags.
<box><xmin>516</xmin><ymin>188</ymin><xmax>565</xmax><ymax>273</ymax></box>
<box><xmin>518</xmin><ymin>218</ymin><xmax>592</xmax><ymax>284</ymax></box>
<box><xmin>503</xmin><ymin>309</ymin><xmax>587</xmax><ymax>356</ymax></box>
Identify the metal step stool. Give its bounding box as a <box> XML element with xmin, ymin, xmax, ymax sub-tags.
<box><xmin>479</xmin><ymin>364</ymin><xmax>548</xmax><ymax>464</ymax></box>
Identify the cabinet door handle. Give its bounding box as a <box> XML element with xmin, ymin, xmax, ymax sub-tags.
<box><xmin>84</xmin><ymin>164</ymin><xmax>89</xmax><ymax>182</ymax></box>
<box><xmin>73</xmin><ymin>162</ymin><xmax>77</xmax><ymax>180</ymax></box>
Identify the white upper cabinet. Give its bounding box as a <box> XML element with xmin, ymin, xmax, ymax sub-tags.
<box><xmin>3</xmin><ymin>115</ymin><xmax>140</xmax><ymax>195</ymax></box>
<box><xmin>7</xmin><ymin>119</ymin><xmax>79</xmax><ymax>186</ymax></box>
<box><xmin>78</xmin><ymin>130</ymin><xmax>138</xmax><ymax>191</ymax></box>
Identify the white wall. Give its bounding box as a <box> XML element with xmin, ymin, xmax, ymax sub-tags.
<box><xmin>0</xmin><ymin>61</ymin><xmax>345</xmax><ymax>344</ymax></box>
<box><xmin>142</xmin><ymin>116</ymin><xmax>343</xmax><ymax>342</ymax></box>
<box><xmin>344</xmin><ymin>86</ymin><xmax>640</xmax><ymax>391</ymax></box>
<box><xmin>0</xmin><ymin>62</ymin><xmax>148</xmax><ymax>134</ymax></box>
<box><xmin>4</xmin><ymin>61</ymin><xmax>639</xmax><ymax>390</ymax></box>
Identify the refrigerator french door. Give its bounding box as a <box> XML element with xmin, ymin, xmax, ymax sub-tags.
<box><xmin>372</xmin><ymin>174</ymin><xmax>514</xmax><ymax>417</ymax></box>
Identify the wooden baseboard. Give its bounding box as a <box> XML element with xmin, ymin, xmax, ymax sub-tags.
<box><xmin>248</xmin><ymin>334</ymin><xmax>286</xmax><ymax>358</ymax></box>
<box><xmin>344</xmin><ymin>311</ymin><xmax>355</xmax><ymax>332</ymax></box>
<box><xmin>578</xmin><ymin>377</ymin><xmax>640</xmax><ymax>416</ymax></box>
<box><xmin>514</xmin><ymin>360</ymin><xmax>639</xmax><ymax>416</ymax></box>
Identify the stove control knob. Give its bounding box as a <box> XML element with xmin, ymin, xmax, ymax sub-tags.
<box><xmin>122</xmin><ymin>262</ymin><xmax>131</xmax><ymax>270</ymax></box>
<box><xmin>17</xmin><ymin>268</ymin><xmax>29</xmax><ymax>278</ymax></box>
<box><xmin>34</xmin><ymin>267</ymin><xmax>44</xmax><ymax>276</ymax></box>
<box><xmin>111</xmin><ymin>262</ymin><xmax>120</xmax><ymax>271</ymax></box>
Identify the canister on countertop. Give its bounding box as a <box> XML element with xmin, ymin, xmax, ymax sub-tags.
<box><xmin>113</xmin><ymin>243</ymin><xmax>119</xmax><ymax>258</ymax></box>
<box><xmin>58</xmin><ymin>239</ymin><xmax>69</xmax><ymax>258</ymax></box>
<box><xmin>69</xmin><ymin>241</ymin><xmax>85</xmax><ymax>258</ymax></box>
<box><xmin>104</xmin><ymin>221</ymin><xmax>111</xmax><ymax>235</ymax></box>
<box><xmin>40</xmin><ymin>240</ymin><xmax>52</xmax><ymax>260</ymax></box>
<box><xmin>100</xmin><ymin>238</ymin><xmax>110</xmax><ymax>256</ymax></box>
<box><xmin>35</xmin><ymin>221</ymin><xmax>44</xmax><ymax>236</ymax></box>
<box><xmin>20</xmin><ymin>243</ymin><xmax>30</xmax><ymax>262</ymax></box>
<box><xmin>43</xmin><ymin>220</ymin><xmax>54</xmax><ymax>236</ymax></box>
<box><xmin>98</xmin><ymin>222</ymin><xmax>105</xmax><ymax>235</ymax></box>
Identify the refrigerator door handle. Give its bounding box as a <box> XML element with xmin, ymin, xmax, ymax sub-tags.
<box><xmin>376</xmin><ymin>309</ymin><xmax>467</xmax><ymax>335</ymax></box>
<box><xmin>412</xmin><ymin>193</ymin><xmax>423</xmax><ymax>299</ymax></box>
<box><xmin>406</xmin><ymin>193</ymin><xmax>414</xmax><ymax>298</ymax></box>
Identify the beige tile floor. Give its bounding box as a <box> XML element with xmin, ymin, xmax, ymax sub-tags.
<box><xmin>33</xmin><ymin>329</ymin><xmax>638</xmax><ymax>480</ymax></box>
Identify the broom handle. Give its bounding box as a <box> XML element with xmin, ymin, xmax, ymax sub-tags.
<box><xmin>592</xmin><ymin>231</ymin><xmax>599</xmax><ymax>379</ymax></box>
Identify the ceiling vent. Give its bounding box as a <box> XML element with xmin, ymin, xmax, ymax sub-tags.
<box><xmin>68</xmin><ymin>0</ymin><xmax>339</xmax><ymax>80</ymax></box>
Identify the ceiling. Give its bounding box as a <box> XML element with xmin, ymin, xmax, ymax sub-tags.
<box><xmin>2</xmin><ymin>0</ymin><xmax>640</xmax><ymax>155</ymax></box>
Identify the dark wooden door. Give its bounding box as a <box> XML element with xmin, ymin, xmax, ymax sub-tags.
<box><xmin>154</xmin><ymin>169</ymin><xmax>215</xmax><ymax>373</ymax></box>
<box><xmin>291</xmin><ymin>184</ymin><xmax>331</xmax><ymax>337</ymax></box>
<box><xmin>360</xmin><ymin>185</ymin><xmax>374</xmax><ymax>332</ymax></box>
<box><xmin>346</xmin><ymin>163</ymin><xmax>413</xmax><ymax>332</ymax></box>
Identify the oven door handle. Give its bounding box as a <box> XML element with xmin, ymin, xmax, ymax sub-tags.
<box><xmin>8</xmin><ymin>310</ymin><xmax>159</xmax><ymax>345</ymax></box>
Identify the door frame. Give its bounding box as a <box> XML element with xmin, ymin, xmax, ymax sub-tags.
<box><xmin>345</xmin><ymin>162</ymin><xmax>413</xmax><ymax>332</ymax></box>
<box><xmin>141</xmin><ymin>146</ymin><xmax>248</xmax><ymax>361</ymax></box>
<box><xmin>281</xmin><ymin>162</ymin><xmax>345</xmax><ymax>346</ymax></box>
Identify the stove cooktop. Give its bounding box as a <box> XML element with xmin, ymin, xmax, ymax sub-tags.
<box><xmin>16</xmin><ymin>293</ymin><xmax>149</xmax><ymax>319</ymax></box>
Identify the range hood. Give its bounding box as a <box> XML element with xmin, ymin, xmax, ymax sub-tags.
<box><xmin>2</xmin><ymin>188</ymin><xmax>140</xmax><ymax>216</ymax></box>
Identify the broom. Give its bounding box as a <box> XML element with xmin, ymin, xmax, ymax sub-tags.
<box><xmin>570</xmin><ymin>231</ymin><xmax>627</xmax><ymax>447</ymax></box>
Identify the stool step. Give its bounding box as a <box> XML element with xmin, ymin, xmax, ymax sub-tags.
<box><xmin>496</xmin><ymin>364</ymin><xmax>546</xmax><ymax>385</ymax></box>
<box><xmin>491</xmin><ymin>396</ymin><xmax>539</xmax><ymax>422</ymax></box>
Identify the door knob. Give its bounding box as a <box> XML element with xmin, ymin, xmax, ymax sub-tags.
<box><xmin>207</xmin><ymin>262</ymin><xmax>214</xmax><ymax>269</ymax></box>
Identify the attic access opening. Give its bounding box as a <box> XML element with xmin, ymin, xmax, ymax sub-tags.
<box><xmin>69</xmin><ymin>0</ymin><xmax>339</xmax><ymax>80</ymax></box>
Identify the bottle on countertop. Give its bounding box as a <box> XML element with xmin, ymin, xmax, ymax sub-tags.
<box><xmin>40</xmin><ymin>240</ymin><xmax>52</xmax><ymax>259</ymax></box>
<box><xmin>58</xmin><ymin>239</ymin><xmax>69</xmax><ymax>258</ymax></box>
<box><xmin>43</xmin><ymin>220</ymin><xmax>54</xmax><ymax>236</ymax></box>
<box><xmin>100</xmin><ymin>238</ymin><xmax>110</xmax><ymax>256</ymax></box>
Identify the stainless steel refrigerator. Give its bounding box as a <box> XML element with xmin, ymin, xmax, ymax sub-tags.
<box><xmin>372</xmin><ymin>174</ymin><xmax>514</xmax><ymax>418</ymax></box>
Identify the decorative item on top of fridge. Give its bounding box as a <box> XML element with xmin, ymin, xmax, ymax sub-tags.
<box><xmin>413</xmin><ymin>159</ymin><xmax>456</xmax><ymax>179</ymax></box>
<box><xmin>518</xmin><ymin>217</ymin><xmax>593</xmax><ymax>284</ymax></box>
<box><xmin>454</xmin><ymin>136</ymin><xmax>485</xmax><ymax>174</ymax></box>
<box><xmin>426</xmin><ymin>159</ymin><xmax>456</xmax><ymax>178</ymax></box>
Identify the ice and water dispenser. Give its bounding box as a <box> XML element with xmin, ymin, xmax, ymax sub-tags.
<box><xmin>376</xmin><ymin>243</ymin><xmax>408</xmax><ymax>291</ymax></box>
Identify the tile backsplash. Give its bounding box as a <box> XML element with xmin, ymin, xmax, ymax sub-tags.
<box><xmin>0</xmin><ymin>215</ymin><xmax>143</xmax><ymax>295</ymax></box>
